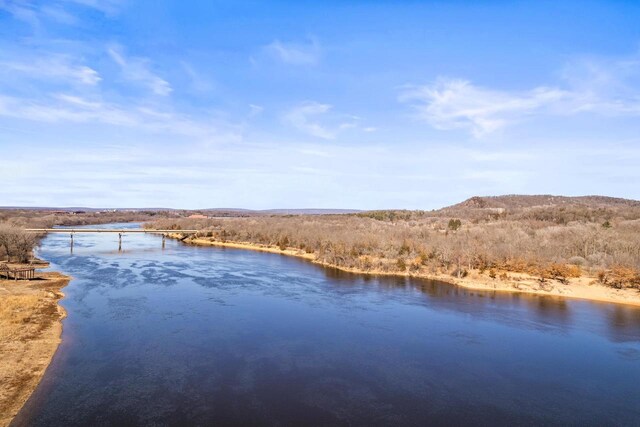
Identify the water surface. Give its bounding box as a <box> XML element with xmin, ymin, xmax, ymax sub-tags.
<box><xmin>14</xmin><ymin>224</ymin><xmax>640</xmax><ymax>426</ymax></box>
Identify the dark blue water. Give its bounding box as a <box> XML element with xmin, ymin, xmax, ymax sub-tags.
<box><xmin>13</xmin><ymin>224</ymin><xmax>640</xmax><ymax>426</ymax></box>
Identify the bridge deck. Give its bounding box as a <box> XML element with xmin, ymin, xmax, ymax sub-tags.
<box><xmin>25</xmin><ymin>229</ymin><xmax>199</xmax><ymax>233</ymax></box>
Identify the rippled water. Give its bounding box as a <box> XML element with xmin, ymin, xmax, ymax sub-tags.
<box><xmin>13</xmin><ymin>223</ymin><xmax>640</xmax><ymax>426</ymax></box>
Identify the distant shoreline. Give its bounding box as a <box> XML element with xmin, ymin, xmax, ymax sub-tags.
<box><xmin>172</xmin><ymin>234</ymin><xmax>640</xmax><ymax>308</ymax></box>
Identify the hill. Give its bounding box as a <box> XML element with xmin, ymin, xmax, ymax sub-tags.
<box><xmin>432</xmin><ymin>194</ymin><xmax>640</xmax><ymax>223</ymax></box>
<box><xmin>443</xmin><ymin>195</ymin><xmax>640</xmax><ymax>210</ymax></box>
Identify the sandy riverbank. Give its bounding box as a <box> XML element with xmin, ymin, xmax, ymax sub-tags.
<box><xmin>174</xmin><ymin>235</ymin><xmax>640</xmax><ymax>307</ymax></box>
<box><xmin>0</xmin><ymin>267</ymin><xmax>69</xmax><ymax>427</ymax></box>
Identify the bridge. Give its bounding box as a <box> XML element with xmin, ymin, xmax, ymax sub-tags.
<box><xmin>25</xmin><ymin>228</ymin><xmax>199</xmax><ymax>251</ymax></box>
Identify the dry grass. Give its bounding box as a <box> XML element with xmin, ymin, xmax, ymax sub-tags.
<box><xmin>0</xmin><ymin>272</ymin><xmax>69</xmax><ymax>427</ymax></box>
<box><xmin>0</xmin><ymin>295</ymin><xmax>44</xmax><ymax>340</ymax></box>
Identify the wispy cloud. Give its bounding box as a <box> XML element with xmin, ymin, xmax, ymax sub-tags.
<box><xmin>0</xmin><ymin>0</ymin><xmax>123</xmax><ymax>28</ymax></box>
<box><xmin>0</xmin><ymin>0</ymin><xmax>41</xmax><ymax>28</ymax></box>
<box><xmin>181</xmin><ymin>61</ymin><xmax>215</xmax><ymax>93</ymax></box>
<box><xmin>265</xmin><ymin>38</ymin><xmax>321</xmax><ymax>66</ymax></box>
<box><xmin>401</xmin><ymin>52</ymin><xmax>640</xmax><ymax>137</ymax></box>
<box><xmin>399</xmin><ymin>78</ymin><xmax>568</xmax><ymax>137</ymax></box>
<box><xmin>0</xmin><ymin>92</ymin><xmax>240</xmax><ymax>141</ymax></box>
<box><xmin>249</xmin><ymin>104</ymin><xmax>264</xmax><ymax>117</ymax></box>
<box><xmin>284</xmin><ymin>102</ymin><xmax>335</xmax><ymax>139</ymax></box>
<box><xmin>40</xmin><ymin>4</ymin><xmax>78</xmax><ymax>25</ymax></box>
<box><xmin>284</xmin><ymin>102</ymin><xmax>373</xmax><ymax>139</ymax></box>
<box><xmin>108</xmin><ymin>45</ymin><xmax>172</xmax><ymax>96</ymax></box>
<box><xmin>560</xmin><ymin>53</ymin><xmax>640</xmax><ymax>115</ymax></box>
<box><xmin>0</xmin><ymin>55</ymin><xmax>101</xmax><ymax>86</ymax></box>
<box><xmin>0</xmin><ymin>93</ymin><xmax>131</xmax><ymax>125</ymax></box>
<box><xmin>64</xmin><ymin>0</ymin><xmax>124</xmax><ymax>15</ymax></box>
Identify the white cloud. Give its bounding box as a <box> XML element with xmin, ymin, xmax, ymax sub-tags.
<box><xmin>0</xmin><ymin>92</ymin><xmax>239</xmax><ymax>141</ymax></box>
<box><xmin>108</xmin><ymin>45</ymin><xmax>172</xmax><ymax>96</ymax></box>
<box><xmin>284</xmin><ymin>102</ymin><xmax>373</xmax><ymax>139</ymax></box>
<box><xmin>1</xmin><ymin>55</ymin><xmax>101</xmax><ymax>85</ymax></box>
<box><xmin>560</xmin><ymin>53</ymin><xmax>640</xmax><ymax>115</ymax></box>
<box><xmin>401</xmin><ymin>52</ymin><xmax>640</xmax><ymax>137</ymax></box>
<box><xmin>249</xmin><ymin>104</ymin><xmax>264</xmax><ymax>117</ymax></box>
<box><xmin>399</xmin><ymin>78</ymin><xmax>568</xmax><ymax>137</ymax></box>
<box><xmin>54</xmin><ymin>93</ymin><xmax>102</xmax><ymax>108</ymax></box>
<box><xmin>0</xmin><ymin>0</ymin><xmax>41</xmax><ymax>28</ymax></box>
<box><xmin>284</xmin><ymin>102</ymin><xmax>336</xmax><ymax>139</ymax></box>
<box><xmin>0</xmin><ymin>0</ymin><xmax>122</xmax><ymax>29</ymax></box>
<box><xmin>181</xmin><ymin>61</ymin><xmax>215</xmax><ymax>93</ymax></box>
<box><xmin>265</xmin><ymin>38</ymin><xmax>321</xmax><ymax>66</ymax></box>
<box><xmin>40</xmin><ymin>5</ymin><xmax>78</xmax><ymax>24</ymax></box>
<box><xmin>63</xmin><ymin>0</ymin><xmax>123</xmax><ymax>15</ymax></box>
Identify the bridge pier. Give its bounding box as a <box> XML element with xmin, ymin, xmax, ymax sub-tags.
<box><xmin>23</xmin><ymin>229</ymin><xmax>198</xmax><ymax>253</ymax></box>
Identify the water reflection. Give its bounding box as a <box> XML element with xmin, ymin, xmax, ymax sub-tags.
<box><xmin>324</xmin><ymin>268</ymin><xmax>571</xmax><ymax>332</ymax></box>
<box><xmin>605</xmin><ymin>305</ymin><xmax>640</xmax><ymax>343</ymax></box>
<box><xmin>14</xmin><ymin>224</ymin><xmax>640</xmax><ymax>426</ymax></box>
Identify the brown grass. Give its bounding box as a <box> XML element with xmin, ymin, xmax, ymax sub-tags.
<box><xmin>0</xmin><ymin>271</ymin><xmax>69</xmax><ymax>427</ymax></box>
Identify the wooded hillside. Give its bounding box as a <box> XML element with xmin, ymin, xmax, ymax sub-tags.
<box><xmin>148</xmin><ymin>195</ymin><xmax>640</xmax><ymax>290</ymax></box>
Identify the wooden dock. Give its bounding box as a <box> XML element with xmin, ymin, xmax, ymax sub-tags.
<box><xmin>0</xmin><ymin>263</ymin><xmax>36</xmax><ymax>280</ymax></box>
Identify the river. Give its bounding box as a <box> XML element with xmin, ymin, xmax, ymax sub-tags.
<box><xmin>13</xmin><ymin>223</ymin><xmax>640</xmax><ymax>426</ymax></box>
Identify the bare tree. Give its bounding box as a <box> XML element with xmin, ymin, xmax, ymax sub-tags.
<box><xmin>0</xmin><ymin>225</ymin><xmax>36</xmax><ymax>263</ymax></box>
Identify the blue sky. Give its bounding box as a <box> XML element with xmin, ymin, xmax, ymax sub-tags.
<box><xmin>1</xmin><ymin>0</ymin><xmax>640</xmax><ymax>209</ymax></box>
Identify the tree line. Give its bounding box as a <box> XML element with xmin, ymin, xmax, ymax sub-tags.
<box><xmin>148</xmin><ymin>205</ymin><xmax>640</xmax><ymax>290</ymax></box>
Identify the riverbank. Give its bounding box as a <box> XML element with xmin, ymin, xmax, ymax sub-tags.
<box><xmin>175</xmin><ymin>235</ymin><xmax>640</xmax><ymax>307</ymax></box>
<box><xmin>0</xmin><ymin>265</ymin><xmax>69</xmax><ymax>427</ymax></box>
